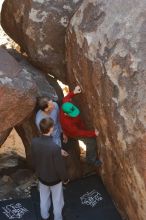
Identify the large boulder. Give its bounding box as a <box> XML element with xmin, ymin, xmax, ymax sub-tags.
<box><xmin>0</xmin><ymin>48</ymin><xmax>36</xmax><ymax>133</ymax></box>
<box><xmin>1</xmin><ymin>0</ymin><xmax>82</xmax><ymax>82</ymax></box>
<box><xmin>66</xmin><ymin>1</ymin><xmax>146</xmax><ymax>219</ymax></box>
<box><xmin>0</xmin><ymin>47</ymin><xmax>57</xmax><ymax>135</ymax></box>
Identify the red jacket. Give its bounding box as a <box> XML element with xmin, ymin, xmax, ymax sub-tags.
<box><xmin>60</xmin><ymin>91</ymin><xmax>96</xmax><ymax>138</ymax></box>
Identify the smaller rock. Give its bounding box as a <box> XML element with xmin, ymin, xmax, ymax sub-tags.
<box><xmin>1</xmin><ymin>175</ymin><xmax>12</xmax><ymax>183</ymax></box>
<box><xmin>11</xmin><ymin>169</ymin><xmax>33</xmax><ymax>185</ymax></box>
<box><xmin>0</xmin><ymin>153</ymin><xmax>18</xmax><ymax>170</ymax></box>
<box><xmin>0</xmin><ymin>180</ymin><xmax>15</xmax><ymax>199</ymax></box>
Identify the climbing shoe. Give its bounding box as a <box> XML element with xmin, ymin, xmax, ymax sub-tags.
<box><xmin>94</xmin><ymin>160</ymin><xmax>102</xmax><ymax>167</ymax></box>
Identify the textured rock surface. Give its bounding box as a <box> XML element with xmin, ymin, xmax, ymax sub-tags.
<box><xmin>0</xmin><ymin>47</ymin><xmax>57</xmax><ymax>141</ymax></box>
<box><xmin>66</xmin><ymin>0</ymin><xmax>146</xmax><ymax>219</ymax></box>
<box><xmin>0</xmin><ymin>48</ymin><xmax>36</xmax><ymax>133</ymax></box>
<box><xmin>0</xmin><ymin>166</ymin><xmax>36</xmax><ymax>199</ymax></box>
<box><xmin>1</xmin><ymin>0</ymin><xmax>82</xmax><ymax>81</ymax></box>
<box><xmin>15</xmin><ymin>52</ymin><xmax>58</xmax><ymax>101</ymax></box>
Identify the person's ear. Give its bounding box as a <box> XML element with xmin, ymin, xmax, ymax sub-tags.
<box><xmin>44</xmin><ymin>107</ymin><xmax>48</xmax><ymax>112</ymax></box>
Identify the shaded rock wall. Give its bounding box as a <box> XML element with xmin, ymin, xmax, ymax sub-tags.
<box><xmin>0</xmin><ymin>48</ymin><xmax>36</xmax><ymax>133</ymax></box>
<box><xmin>0</xmin><ymin>48</ymin><xmax>57</xmax><ymax>133</ymax></box>
<box><xmin>66</xmin><ymin>1</ymin><xmax>146</xmax><ymax>219</ymax></box>
<box><xmin>1</xmin><ymin>0</ymin><xmax>83</xmax><ymax>82</ymax></box>
<box><xmin>0</xmin><ymin>49</ymin><xmax>58</xmax><ymax>165</ymax></box>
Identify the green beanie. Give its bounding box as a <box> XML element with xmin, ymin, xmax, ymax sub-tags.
<box><xmin>62</xmin><ymin>102</ymin><xmax>80</xmax><ymax>117</ymax></box>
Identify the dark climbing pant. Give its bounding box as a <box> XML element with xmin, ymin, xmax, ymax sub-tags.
<box><xmin>80</xmin><ymin>137</ymin><xmax>97</xmax><ymax>165</ymax></box>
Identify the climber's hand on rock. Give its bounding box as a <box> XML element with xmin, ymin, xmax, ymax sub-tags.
<box><xmin>61</xmin><ymin>149</ymin><xmax>69</xmax><ymax>157</ymax></box>
<box><xmin>95</xmin><ymin>129</ymin><xmax>99</xmax><ymax>136</ymax></box>
<box><xmin>74</xmin><ymin>85</ymin><xmax>81</xmax><ymax>94</ymax></box>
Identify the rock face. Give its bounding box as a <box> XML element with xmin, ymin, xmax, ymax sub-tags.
<box><xmin>66</xmin><ymin>1</ymin><xmax>146</xmax><ymax>219</ymax></box>
<box><xmin>1</xmin><ymin>0</ymin><xmax>82</xmax><ymax>81</ymax></box>
<box><xmin>16</xmin><ymin>53</ymin><xmax>58</xmax><ymax>101</ymax></box>
<box><xmin>0</xmin><ymin>47</ymin><xmax>57</xmax><ymax>136</ymax></box>
<box><xmin>0</xmin><ymin>48</ymin><xmax>36</xmax><ymax>133</ymax></box>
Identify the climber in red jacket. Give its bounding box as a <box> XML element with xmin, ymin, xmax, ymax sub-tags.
<box><xmin>60</xmin><ymin>85</ymin><xmax>101</xmax><ymax>167</ymax></box>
